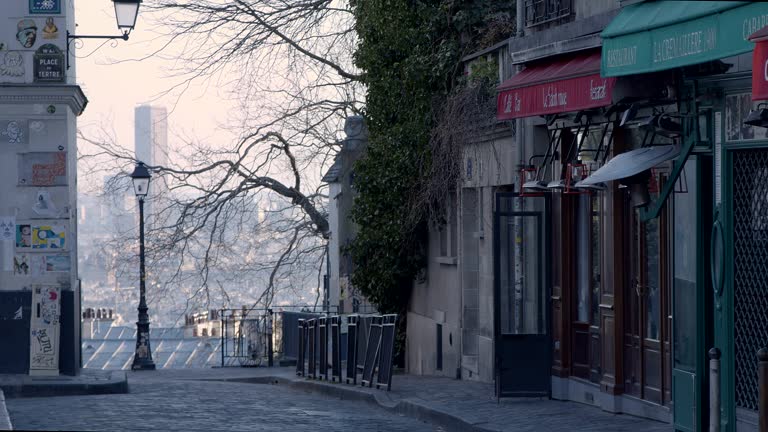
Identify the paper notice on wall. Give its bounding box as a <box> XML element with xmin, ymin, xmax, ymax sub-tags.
<box><xmin>0</xmin><ymin>217</ymin><xmax>14</xmax><ymax>241</ymax></box>
<box><xmin>0</xmin><ymin>216</ymin><xmax>14</xmax><ymax>271</ymax></box>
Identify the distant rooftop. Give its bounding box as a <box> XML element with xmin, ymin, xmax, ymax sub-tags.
<box><xmin>82</xmin><ymin>327</ymin><xmax>221</xmax><ymax>370</ymax></box>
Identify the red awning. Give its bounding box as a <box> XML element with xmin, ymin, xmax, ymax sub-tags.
<box><xmin>497</xmin><ymin>51</ymin><xmax>616</xmax><ymax>120</ymax></box>
<box><xmin>751</xmin><ymin>26</ymin><xmax>768</xmax><ymax>101</ymax></box>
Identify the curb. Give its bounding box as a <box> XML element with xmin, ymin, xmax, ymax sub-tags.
<box><xmin>0</xmin><ymin>373</ymin><xmax>129</xmax><ymax>399</ymax></box>
<box><xmin>0</xmin><ymin>390</ymin><xmax>12</xmax><ymax>431</ymax></box>
<box><xmin>223</xmin><ymin>375</ymin><xmax>493</xmax><ymax>432</ymax></box>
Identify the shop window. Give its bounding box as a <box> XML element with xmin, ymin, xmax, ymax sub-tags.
<box><xmin>575</xmin><ymin>194</ymin><xmax>602</xmax><ymax>324</ymax></box>
<box><xmin>590</xmin><ymin>196</ymin><xmax>601</xmax><ymax>326</ymax></box>
<box><xmin>726</xmin><ymin>93</ymin><xmax>768</xmax><ymax>142</ymax></box>
<box><xmin>524</xmin><ymin>0</ymin><xmax>573</xmax><ymax>27</ymax></box>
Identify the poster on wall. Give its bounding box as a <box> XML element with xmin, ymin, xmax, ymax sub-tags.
<box><xmin>43</xmin><ymin>254</ymin><xmax>69</xmax><ymax>272</ymax></box>
<box><xmin>30</xmin><ymin>0</ymin><xmax>61</xmax><ymax>14</ymax></box>
<box><xmin>13</xmin><ymin>254</ymin><xmax>55</xmax><ymax>276</ymax></box>
<box><xmin>15</xmin><ymin>224</ymin><xmax>32</xmax><ymax>248</ymax></box>
<box><xmin>29</xmin><ymin>285</ymin><xmax>60</xmax><ymax>374</ymax></box>
<box><xmin>18</xmin><ymin>152</ymin><xmax>67</xmax><ymax>186</ymax></box>
<box><xmin>32</xmin><ymin>225</ymin><xmax>65</xmax><ymax>249</ymax></box>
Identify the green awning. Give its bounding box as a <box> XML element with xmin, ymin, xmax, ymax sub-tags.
<box><xmin>601</xmin><ymin>1</ymin><xmax>768</xmax><ymax>77</ymax></box>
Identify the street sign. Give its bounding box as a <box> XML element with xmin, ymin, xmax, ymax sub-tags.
<box><xmin>33</xmin><ymin>44</ymin><xmax>64</xmax><ymax>83</ymax></box>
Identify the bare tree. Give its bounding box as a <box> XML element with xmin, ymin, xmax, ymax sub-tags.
<box><xmin>78</xmin><ymin>0</ymin><xmax>362</xmax><ymax>320</ymax></box>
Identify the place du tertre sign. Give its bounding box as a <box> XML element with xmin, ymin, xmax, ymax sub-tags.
<box><xmin>34</xmin><ymin>44</ymin><xmax>64</xmax><ymax>83</ymax></box>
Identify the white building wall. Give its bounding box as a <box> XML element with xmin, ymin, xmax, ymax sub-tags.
<box><xmin>0</xmin><ymin>0</ymin><xmax>86</xmax><ymax>375</ymax></box>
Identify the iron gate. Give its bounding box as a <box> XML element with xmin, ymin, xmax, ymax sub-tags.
<box><xmin>733</xmin><ymin>149</ymin><xmax>768</xmax><ymax>411</ymax></box>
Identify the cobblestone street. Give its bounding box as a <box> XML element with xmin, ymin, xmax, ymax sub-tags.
<box><xmin>5</xmin><ymin>372</ymin><xmax>440</xmax><ymax>432</ymax></box>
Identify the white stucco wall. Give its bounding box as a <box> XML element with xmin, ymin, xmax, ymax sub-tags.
<box><xmin>0</xmin><ymin>0</ymin><xmax>85</xmax><ymax>374</ymax></box>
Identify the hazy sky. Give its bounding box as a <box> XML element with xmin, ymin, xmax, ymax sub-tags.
<box><xmin>74</xmin><ymin>1</ymin><xmax>237</xmax><ymax>171</ymax></box>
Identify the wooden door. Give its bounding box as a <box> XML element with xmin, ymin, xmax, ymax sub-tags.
<box><xmin>622</xmin><ymin>184</ymin><xmax>671</xmax><ymax>404</ymax></box>
<box><xmin>571</xmin><ymin>194</ymin><xmax>601</xmax><ymax>383</ymax></box>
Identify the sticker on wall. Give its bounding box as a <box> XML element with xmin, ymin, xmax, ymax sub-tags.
<box><xmin>32</xmin><ymin>190</ymin><xmax>61</xmax><ymax>218</ymax></box>
<box><xmin>0</xmin><ymin>51</ymin><xmax>25</xmax><ymax>77</ymax></box>
<box><xmin>32</xmin><ymin>225</ymin><xmax>65</xmax><ymax>249</ymax></box>
<box><xmin>16</xmin><ymin>20</ymin><xmax>38</xmax><ymax>49</ymax></box>
<box><xmin>30</xmin><ymin>121</ymin><xmax>45</xmax><ymax>135</ymax></box>
<box><xmin>0</xmin><ymin>217</ymin><xmax>14</xmax><ymax>272</ymax></box>
<box><xmin>19</xmin><ymin>254</ymin><xmax>45</xmax><ymax>275</ymax></box>
<box><xmin>14</xmin><ymin>254</ymin><xmax>33</xmax><ymax>275</ymax></box>
<box><xmin>33</xmin><ymin>44</ymin><xmax>63</xmax><ymax>83</ymax></box>
<box><xmin>30</xmin><ymin>0</ymin><xmax>61</xmax><ymax>14</ymax></box>
<box><xmin>18</xmin><ymin>152</ymin><xmax>67</xmax><ymax>186</ymax></box>
<box><xmin>42</xmin><ymin>18</ymin><xmax>58</xmax><ymax>39</ymax></box>
<box><xmin>1</xmin><ymin>120</ymin><xmax>27</xmax><ymax>144</ymax></box>
<box><xmin>30</xmin><ymin>284</ymin><xmax>61</xmax><ymax>372</ymax></box>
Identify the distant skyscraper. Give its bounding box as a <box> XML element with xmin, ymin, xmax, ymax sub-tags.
<box><xmin>134</xmin><ymin>105</ymin><xmax>169</xmax><ymax>168</ymax></box>
<box><xmin>134</xmin><ymin>105</ymin><xmax>169</xmax><ymax>224</ymax></box>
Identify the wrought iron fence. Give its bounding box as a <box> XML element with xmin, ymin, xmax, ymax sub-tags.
<box><xmin>524</xmin><ymin>0</ymin><xmax>573</xmax><ymax>27</ymax></box>
<box><xmin>733</xmin><ymin>149</ymin><xmax>768</xmax><ymax>411</ymax></box>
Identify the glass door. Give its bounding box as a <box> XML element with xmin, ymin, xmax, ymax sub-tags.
<box><xmin>495</xmin><ymin>193</ymin><xmax>550</xmax><ymax>397</ymax></box>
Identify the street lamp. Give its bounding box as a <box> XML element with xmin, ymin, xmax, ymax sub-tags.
<box><xmin>129</xmin><ymin>161</ymin><xmax>156</xmax><ymax>371</ymax></box>
<box><xmin>66</xmin><ymin>0</ymin><xmax>143</xmax><ymax>69</ymax></box>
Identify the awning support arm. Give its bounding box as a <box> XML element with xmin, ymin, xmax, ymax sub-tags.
<box><xmin>639</xmin><ymin>82</ymin><xmax>698</xmax><ymax>222</ymax></box>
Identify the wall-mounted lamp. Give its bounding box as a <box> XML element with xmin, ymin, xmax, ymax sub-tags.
<box><xmin>66</xmin><ymin>0</ymin><xmax>142</xmax><ymax>70</ymax></box>
<box><xmin>745</xmin><ymin>103</ymin><xmax>768</xmax><ymax>128</ymax></box>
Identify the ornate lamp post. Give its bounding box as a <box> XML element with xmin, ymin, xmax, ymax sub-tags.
<box><xmin>66</xmin><ymin>0</ymin><xmax>142</xmax><ymax>69</ymax></box>
<box><xmin>130</xmin><ymin>161</ymin><xmax>156</xmax><ymax>371</ymax></box>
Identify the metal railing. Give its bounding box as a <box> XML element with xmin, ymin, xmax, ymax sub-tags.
<box><xmin>219</xmin><ymin>304</ymin><xmax>379</xmax><ymax>368</ymax></box>
<box><xmin>524</xmin><ymin>0</ymin><xmax>573</xmax><ymax>27</ymax></box>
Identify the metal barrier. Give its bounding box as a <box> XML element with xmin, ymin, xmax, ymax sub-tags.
<box><xmin>345</xmin><ymin>315</ymin><xmax>358</xmax><ymax>384</ymax></box>
<box><xmin>319</xmin><ymin>317</ymin><xmax>328</xmax><ymax>380</ymax></box>
<box><xmin>296</xmin><ymin>319</ymin><xmax>305</xmax><ymax>376</ymax></box>
<box><xmin>331</xmin><ymin>316</ymin><xmax>341</xmax><ymax>382</ymax></box>
<box><xmin>308</xmin><ymin>318</ymin><xmax>317</xmax><ymax>378</ymax></box>
<box><xmin>361</xmin><ymin>316</ymin><xmax>383</xmax><ymax>388</ymax></box>
<box><xmin>375</xmin><ymin>314</ymin><xmax>397</xmax><ymax>391</ymax></box>
<box><xmin>291</xmin><ymin>312</ymin><xmax>397</xmax><ymax>391</ymax></box>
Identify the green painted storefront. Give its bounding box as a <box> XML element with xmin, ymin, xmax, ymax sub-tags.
<box><xmin>601</xmin><ymin>2</ymin><xmax>768</xmax><ymax>431</ymax></box>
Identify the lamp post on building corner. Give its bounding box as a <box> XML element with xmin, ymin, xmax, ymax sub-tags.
<box><xmin>130</xmin><ymin>161</ymin><xmax>156</xmax><ymax>371</ymax></box>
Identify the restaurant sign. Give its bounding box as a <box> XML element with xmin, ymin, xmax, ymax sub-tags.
<box><xmin>602</xmin><ymin>3</ymin><xmax>768</xmax><ymax>77</ymax></box>
<box><xmin>497</xmin><ymin>74</ymin><xmax>615</xmax><ymax>120</ymax></box>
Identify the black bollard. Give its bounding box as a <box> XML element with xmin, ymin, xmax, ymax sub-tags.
<box><xmin>759</xmin><ymin>348</ymin><xmax>768</xmax><ymax>432</ymax></box>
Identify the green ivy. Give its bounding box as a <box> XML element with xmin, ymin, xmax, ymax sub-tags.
<box><xmin>349</xmin><ymin>0</ymin><xmax>515</xmax><ymax>317</ymax></box>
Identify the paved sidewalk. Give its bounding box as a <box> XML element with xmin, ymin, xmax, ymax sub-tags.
<box><xmin>4</xmin><ymin>367</ymin><xmax>673</xmax><ymax>431</ymax></box>
<box><xmin>145</xmin><ymin>367</ymin><xmax>672</xmax><ymax>432</ymax></box>
<box><xmin>0</xmin><ymin>390</ymin><xmax>11</xmax><ymax>431</ymax></box>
